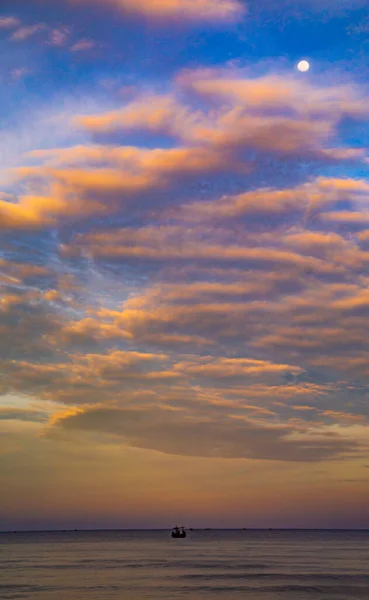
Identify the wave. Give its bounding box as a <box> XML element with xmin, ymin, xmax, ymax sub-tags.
<box><xmin>178</xmin><ymin>584</ymin><xmax>369</xmax><ymax>596</ymax></box>
<box><xmin>1</xmin><ymin>558</ymin><xmax>271</xmax><ymax>571</ymax></box>
<box><xmin>181</xmin><ymin>572</ymin><xmax>369</xmax><ymax>581</ymax></box>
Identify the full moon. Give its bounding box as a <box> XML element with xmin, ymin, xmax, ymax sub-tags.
<box><xmin>297</xmin><ymin>60</ymin><xmax>310</xmax><ymax>72</ymax></box>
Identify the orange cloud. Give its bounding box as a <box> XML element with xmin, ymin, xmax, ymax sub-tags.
<box><xmin>317</xmin><ymin>178</ymin><xmax>369</xmax><ymax>192</ymax></box>
<box><xmin>177</xmin><ymin>177</ymin><xmax>369</xmax><ymax>227</ymax></box>
<box><xmin>174</xmin><ymin>357</ymin><xmax>303</xmax><ymax>380</ymax></box>
<box><xmin>65</xmin><ymin>224</ymin><xmax>345</xmax><ymax>279</ymax></box>
<box><xmin>320</xmin><ymin>210</ymin><xmax>369</xmax><ymax>225</ymax></box>
<box><xmin>321</xmin><ymin>410</ymin><xmax>366</xmax><ymax>423</ymax></box>
<box><xmin>0</xmin><ymin>193</ymin><xmax>65</xmax><ymax>229</ymax></box>
<box><xmin>2</xmin><ymin>350</ymin><xmax>175</xmax><ymax>405</ymax></box>
<box><xmin>29</xmin><ymin>145</ymin><xmax>227</xmax><ymax>177</ymax></box>
<box><xmin>282</xmin><ymin>231</ymin><xmax>359</xmax><ymax>266</ymax></box>
<box><xmin>78</xmin><ymin>97</ymin><xmax>333</xmax><ymax>156</ymax></box>
<box><xmin>0</xmin><ymin>260</ymin><xmax>48</xmax><ymax>282</ymax></box>
<box><xmin>3</xmin><ymin>68</ymin><xmax>367</xmax><ymax>234</ymax></box>
<box><xmin>358</xmin><ymin>229</ymin><xmax>369</xmax><ymax>241</ymax></box>
<box><xmin>180</xmin><ymin>186</ymin><xmax>308</xmax><ymax>221</ymax></box>
<box><xmin>179</xmin><ymin>70</ymin><xmax>368</xmax><ymax>119</ymax></box>
<box><xmin>70</xmin><ymin>0</ymin><xmax>244</xmax><ymax>22</ymax></box>
<box><xmin>76</xmin><ymin>95</ymin><xmax>197</xmax><ymax>138</ymax></box>
<box><xmin>57</xmin><ymin>317</ymin><xmax>131</xmax><ymax>344</ymax></box>
<box><xmin>75</xmin><ymin>74</ymin><xmax>369</xmax><ymax>167</ymax></box>
<box><xmin>5</xmin><ymin>145</ymin><xmax>229</xmax><ymax>230</ymax></box>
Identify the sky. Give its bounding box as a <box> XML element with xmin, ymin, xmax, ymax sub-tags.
<box><xmin>1</xmin><ymin>0</ymin><xmax>369</xmax><ymax>531</ymax></box>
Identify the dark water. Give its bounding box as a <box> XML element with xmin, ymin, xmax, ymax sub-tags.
<box><xmin>1</xmin><ymin>529</ymin><xmax>369</xmax><ymax>599</ymax></box>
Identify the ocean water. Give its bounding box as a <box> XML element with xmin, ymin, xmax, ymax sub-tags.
<box><xmin>1</xmin><ymin>529</ymin><xmax>369</xmax><ymax>600</ymax></box>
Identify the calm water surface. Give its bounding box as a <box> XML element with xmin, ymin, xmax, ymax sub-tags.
<box><xmin>1</xmin><ymin>529</ymin><xmax>368</xmax><ymax>600</ymax></box>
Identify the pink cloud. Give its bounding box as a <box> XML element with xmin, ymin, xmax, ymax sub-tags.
<box><xmin>11</xmin><ymin>68</ymin><xmax>31</xmax><ymax>81</ymax></box>
<box><xmin>71</xmin><ymin>39</ymin><xmax>96</xmax><ymax>52</ymax></box>
<box><xmin>0</xmin><ymin>16</ymin><xmax>20</xmax><ymax>29</ymax></box>
<box><xmin>11</xmin><ymin>24</ymin><xmax>47</xmax><ymax>41</ymax></box>
<box><xmin>48</xmin><ymin>27</ymin><xmax>71</xmax><ymax>47</ymax></box>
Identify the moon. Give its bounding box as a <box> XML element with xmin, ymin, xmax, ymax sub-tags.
<box><xmin>297</xmin><ymin>60</ymin><xmax>310</xmax><ymax>73</ymax></box>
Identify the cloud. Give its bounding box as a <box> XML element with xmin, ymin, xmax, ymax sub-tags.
<box><xmin>76</xmin><ymin>95</ymin><xmax>198</xmax><ymax>139</ymax></box>
<box><xmin>1</xmin><ymin>349</ymin><xmax>176</xmax><ymax>404</ymax></box>
<box><xmin>178</xmin><ymin>70</ymin><xmax>368</xmax><ymax>118</ymax></box>
<box><xmin>0</xmin><ymin>259</ymin><xmax>48</xmax><ymax>284</ymax></box>
<box><xmin>11</xmin><ymin>68</ymin><xmax>31</xmax><ymax>82</ymax></box>
<box><xmin>11</xmin><ymin>24</ymin><xmax>47</xmax><ymax>41</ymax></box>
<box><xmin>321</xmin><ymin>410</ymin><xmax>366</xmax><ymax>423</ymax></box>
<box><xmin>174</xmin><ymin>357</ymin><xmax>303</xmax><ymax>380</ymax></box>
<box><xmin>2</xmin><ymin>16</ymin><xmax>93</xmax><ymax>54</ymax></box>
<box><xmin>72</xmin><ymin>73</ymin><xmax>369</xmax><ymax>193</ymax></box>
<box><xmin>4</xmin><ymin>0</ymin><xmax>369</xmax><ymax>533</ymax></box>
<box><xmin>0</xmin><ymin>192</ymin><xmax>70</xmax><ymax>230</ymax></box>
<box><xmin>3</xmin><ymin>70</ymin><xmax>368</xmax><ymax>233</ymax></box>
<box><xmin>70</xmin><ymin>39</ymin><xmax>96</xmax><ymax>52</ymax></box>
<box><xmin>59</xmin><ymin>250</ymin><xmax>369</xmax><ymax>381</ymax></box>
<box><xmin>179</xmin><ymin>177</ymin><xmax>369</xmax><ymax>222</ymax></box>
<box><xmin>0</xmin><ymin>407</ymin><xmax>48</xmax><ymax>423</ymax></box>
<box><xmin>56</xmin><ymin>317</ymin><xmax>131</xmax><ymax>345</ymax></box>
<box><xmin>78</xmin><ymin>91</ymin><xmax>334</xmax><ymax>157</ymax></box>
<box><xmin>320</xmin><ymin>210</ymin><xmax>369</xmax><ymax>227</ymax></box>
<box><xmin>2</xmin><ymin>145</ymin><xmax>229</xmax><ymax>230</ymax></box>
<box><xmin>52</xmin><ymin>404</ymin><xmax>359</xmax><ymax>461</ymax></box>
<box><xmin>48</xmin><ymin>27</ymin><xmax>71</xmax><ymax>47</ymax></box>
<box><xmin>0</xmin><ymin>291</ymin><xmax>61</xmax><ymax>363</ymax></box>
<box><xmin>2</xmin><ymin>62</ymin><xmax>369</xmax><ymax>472</ymax></box>
<box><xmin>70</xmin><ymin>0</ymin><xmax>245</xmax><ymax>22</ymax></box>
<box><xmin>64</xmin><ymin>223</ymin><xmax>348</xmax><ymax>281</ymax></box>
<box><xmin>0</xmin><ymin>17</ymin><xmax>21</xmax><ymax>29</ymax></box>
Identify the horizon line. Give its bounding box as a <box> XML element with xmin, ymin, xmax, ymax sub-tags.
<box><xmin>1</xmin><ymin>527</ymin><xmax>369</xmax><ymax>534</ymax></box>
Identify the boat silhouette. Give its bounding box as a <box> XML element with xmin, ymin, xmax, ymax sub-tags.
<box><xmin>171</xmin><ymin>526</ymin><xmax>186</xmax><ymax>538</ymax></box>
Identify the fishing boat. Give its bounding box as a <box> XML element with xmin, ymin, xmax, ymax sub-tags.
<box><xmin>171</xmin><ymin>526</ymin><xmax>186</xmax><ymax>538</ymax></box>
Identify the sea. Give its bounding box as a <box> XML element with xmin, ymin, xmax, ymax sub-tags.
<box><xmin>1</xmin><ymin>529</ymin><xmax>369</xmax><ymax>600</ymax></box>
